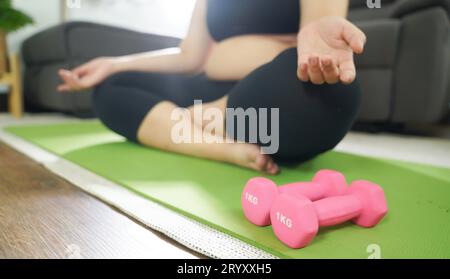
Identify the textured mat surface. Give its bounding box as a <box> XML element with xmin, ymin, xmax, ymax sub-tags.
<box><xmin>6</xmin><ymin>121</ymin><xmax>450</xmax><ymax>258</ymax></box>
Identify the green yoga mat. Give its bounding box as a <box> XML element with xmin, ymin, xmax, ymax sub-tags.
<box><xmin>5</xmin><ymin>121</ymin><xmax>450</xmax><ymax>259</ymax></box>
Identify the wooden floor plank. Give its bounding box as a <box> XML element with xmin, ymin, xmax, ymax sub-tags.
<box><xmin>0</xmin><ymin>142</ymin><xmax>201</xmax><ymax>259</ymax></box>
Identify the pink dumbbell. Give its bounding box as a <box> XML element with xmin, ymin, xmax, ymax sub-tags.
<box><xmin>242</xmin><ymin>170</ymin><xmax>347</xmax><ymax>226</ymax></box>
<box><xmin>270</xmin><ymin>180</ymin><xmax>388</xmax><ymax>249</ymax></box>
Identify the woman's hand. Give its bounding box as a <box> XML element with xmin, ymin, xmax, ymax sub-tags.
<box><xmin>297</xmin><ymin>16</ymin><xmax>366</xmax><ymax>85</ymax></box>
<box><xmin>57</xmin><ymin>57</ymin><xmax>118</xmax><ymax>92</ymax></box>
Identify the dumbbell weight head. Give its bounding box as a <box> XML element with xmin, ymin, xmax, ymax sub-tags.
<box><xmin>242</xmin><ymin>177</ymin><xmax>278</xmax><ymax>226</ymax></box>
<box><xmin>270</xmin><ymin>194</ymin><xmax>319</xmax><ymax>249</ymax></box>
<box><xmin>346</xmin><ymin>180</ymin><xmax>388</xmax><ymax>228</ymax></box>
<box><xmin>310</xmin><ymin>169</ymin><xmax>347</xmax><ymax>197</ymax></box>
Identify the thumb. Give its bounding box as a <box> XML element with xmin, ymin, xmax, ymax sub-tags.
<box><xmin>78</xmin><ymin>71</ymin><xmax>103</xmax><ymax>88</ymax></box>
<box><xmin>73</xmin><ymin>64</ymin><xmax>90</xmax><ymax>77</ymax></box>
<box><xmin>342</xmin><ymin>22</ymin><xmax>367</xmax><ymax>54</ymax></box>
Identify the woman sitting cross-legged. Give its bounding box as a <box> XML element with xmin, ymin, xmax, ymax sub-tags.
<box><xmin>57</xmin><ymin>0</ymin><xmax>366</xmax><ymax>175</ymax></box>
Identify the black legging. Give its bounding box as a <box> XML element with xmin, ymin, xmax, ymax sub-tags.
<box><xmin>93</xmin><ymin>48</ymin><xmax>361</xmax><ymax>163</ymax></box>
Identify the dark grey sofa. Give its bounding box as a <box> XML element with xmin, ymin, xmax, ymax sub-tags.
<box><xmin>22</xmin><ymin>0</ymin><xmax>450</xmax><ymax>123</ymax></box>
<box><xmin>349</xmin><ymin>0</ymin><xmax>450</xmax><ymax>123</ymax></box>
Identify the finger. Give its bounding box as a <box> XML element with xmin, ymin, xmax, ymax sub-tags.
<box><xmin>77</xmin><ymin>71</ymin><xmax>103</xmax><ymax>89</ymax></box>
<box><xmin>308</xmin><ymin>55</ymin><xmax>325</xmax><ymax>85</ymax></box>
<box><xmin>59</xmin><ymin>68</ymin><xmax>81</xmax><ymax>82</ymax></box>
<box><xmin>78</xmin><ymin>77</ymin><xmax>96</xmax><ymax>89</ymax></box>
<box><xmin>342</xmin><ymin>22</ymin><xmax>367</xmax><ymax>54</ymax></box>
<box><xmin>57</xmin><ymin>84</ymin><xmax>71</xmax><ymax>92</ymax></box>
<box><xmin>60</xmin><ymin>71</ymin><xmax>77</xmax><ymax>87</ymax></box>
<box><xmin>58</xmin><ymin>69</ymin><xmax>70</xmax><ymax>79</ymax></box>
<box><xmin>57</xmin><ymin>70</ymin><xmax>70</xmax><ymax>92</ymax></box>
<box><xmin>60</xmin><ymin>70</ymin><xmax>82</xmax><ymax>90</ymax></box>
<box><xmin>58</xmin><ymin>69</ymin><xmax>84</xmax><ymax>91</ymax></box>
<box><xmin>297</xmin><ymin>53</ymin><xmax>310</xmax><ymax>81</ymax></box>
<box><xmin>72</xmin><ymin>63</ymin><xmax>90</xmax><ymax>76</ymax></box>
<box><xmin>321</xmin><ymin>56</ymin><xmax>339</xmax><ymax>84</ymax></box>
<box><xmin>339</xmin><ymin>60</ymin><xmax>356</xmax><ymax>84</ymax></box>
<box><xmin>297</xmin><ymin>63</ymin><xmax>309</xmax><ymax>82</ymax></box>
<box><xmin>59</xmin><ymin>69</ymin><xmax>75</xmax><ymax>79</ymax></box>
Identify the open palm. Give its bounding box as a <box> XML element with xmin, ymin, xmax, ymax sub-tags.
<box><xmin>297</xmin><ymin>16</ymin><xmax>366</xmax><ymax>85</ymax></box>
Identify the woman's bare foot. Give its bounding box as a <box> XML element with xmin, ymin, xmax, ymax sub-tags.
<box><xmin>227</xmin><ymin>143</ymin><xmax>279</xmax><ymax>175</ymax></box>
<box><xmin>138</xmin><ymin>101</ymin><xmax>279</xmax><ymax>175</ymax></box>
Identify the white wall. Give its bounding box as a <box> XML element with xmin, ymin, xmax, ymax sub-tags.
<box><xmin>6</xmin><ymin>0</ymin><xmax>196</xmax><ymax>55</ymax></box>
<box><xmin>7</xmin><ymin>0</ymin><xmax>61</xmax><ymax>53</ymax></box>
<box><xmin>67</xmin><ymin>0</ymin><xmax>196</xmax><ymax>38</ymax></box>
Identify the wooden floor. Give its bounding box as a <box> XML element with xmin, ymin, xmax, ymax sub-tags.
<box><xmin>0</xmin><ymin>142</ymin><xmax>201</xmax><ymax>259</ymax></box>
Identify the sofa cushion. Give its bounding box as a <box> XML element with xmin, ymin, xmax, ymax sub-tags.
<box><xmin>354</xmin><ymin>19</ymin><xmax>400</xmax><ymax>68</ymax></box>
<box><xmin>392</xmin><ymin>7</ymin><xmax>450</xmax><ymax>122</ymax></box>
<box><xmin>66</xmin><ymin>23</ymin><xmax>180</xmax><ymax>60</ymax></box>
<box><xmin>357</xmin><ymin>69</ymin><xmax>394</xmax><ymax>121</ymax></box>
<box><xmin>22</xmin><ymin>24</ymin><xmax>70</xmax><ymax>65</ymax></box>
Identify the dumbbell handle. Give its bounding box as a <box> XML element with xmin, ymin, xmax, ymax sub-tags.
<box><xmin>279</xmin><ymin>182</ymin><xmax>327</xmax><ymax>201</ymax></box>
<box><xmin>313</xmin><ymin>195</ymin><xmax>362</xmax><ymax>227</ymax></box>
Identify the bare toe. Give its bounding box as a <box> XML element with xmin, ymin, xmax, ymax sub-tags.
<box><xmin>229</xmin><ymin>144</ymin><xmax>278</xmax><ymax>175</ymax></box>
<box><xmin>254</xmin><ymin>153</ymin><xmax>270</xmax><ymax>172</ymax></box>
<box><xmin>267</xmin><ymin>161</ymin><xmax>280</xmax><ymax>175</ymax></box>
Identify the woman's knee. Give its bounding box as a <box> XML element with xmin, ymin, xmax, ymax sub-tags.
<box><xmin>92</xmin><ymin>71</ymin><xmax>143</xmax><ymax>112</ymax></box>
<box><xmin>93</xmin><ymin>72</ymin><xmax>127</xmax><ymax>104</ymax></box>
<box><xmin>275</xmin><ymin>79</ymin><xmax>362</xmax><ymax>161</ymax></box>
<box><xmin>273</xmin><ymin>49</ymin><xmax>361</xmax><ymax>158</ymax></box>
<box><xmin>226</xmin><ymin>47</ymin><xmax>362</xmax><ymax>161</ymax></box>
<box><xmin>92</xmin><ymin>84</ymin><xmax>108</xmax><ymax>116</ymax></box>
<box><xmin>91</xmin><ymin>74</ymin><xmax>124</xmax><ymax>136</ymax></box>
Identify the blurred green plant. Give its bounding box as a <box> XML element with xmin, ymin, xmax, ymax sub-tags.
<box><xmin>0</xmin><ymin>0</ymin><xmax>33</xmax><ymax>33</ymax></box>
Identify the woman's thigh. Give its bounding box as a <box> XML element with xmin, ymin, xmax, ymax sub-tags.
<box><xmin>91</xmin><ymin>71</ymin><xmax>235</xmax><ymax>142</ymax></box>
<box><xmin>226</xmin><ymin>48</ymin><xmax>362</xmax><ymax>162</ymax></box>
<box><xmin>95</xmin><ymin>71</ymin><xmax>235</xmax><ymax>107</ymax></box>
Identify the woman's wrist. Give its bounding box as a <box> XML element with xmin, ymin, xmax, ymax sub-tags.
<box><xmin>109</xmin><ymin>57</ymin><xmax>129</xmax><ymax>75</ymax></box>
<box><xmin>300</xmin><ymin>15</ymin><xmax>346</xmax><ymax>30</ymax></box>
<box><xmin>299</xmin><ymin>0</ymin><xmax>349</xmax><ymax>28</ymax></box>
